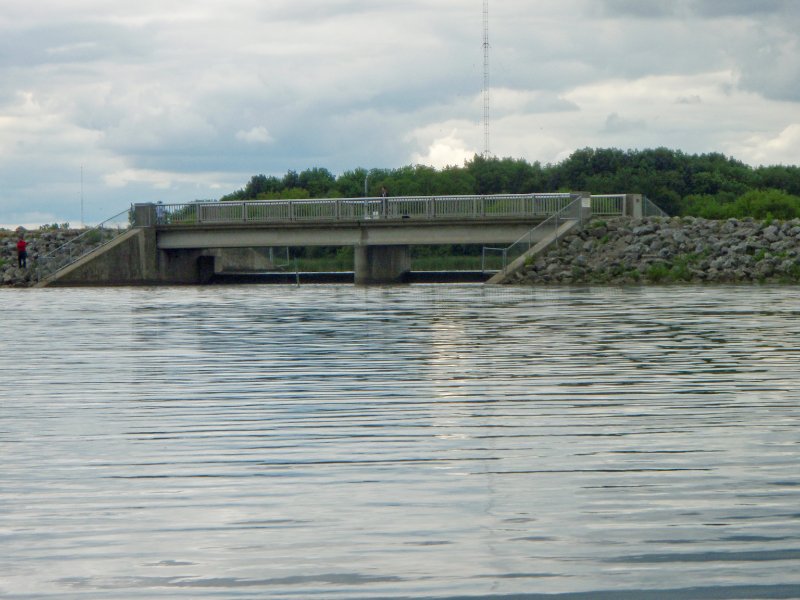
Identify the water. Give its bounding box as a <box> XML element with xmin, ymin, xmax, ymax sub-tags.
<box><xmin>1</xmin><ymin>284</ymin><xmax>799</xmax><ymax>599</ymax></box>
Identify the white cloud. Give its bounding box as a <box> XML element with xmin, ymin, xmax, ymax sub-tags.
<box><xmin>410</xmin><ymin>130</ymin><xmax>476</xmax><ymax>169</ymax></box>
<box><xmin>236</xmin><ymin>126</ymin><xmax>273</xmax><ymax>144</ymax></box>
<box><xmin>737</xmin><ymin>124</ymin><xmax>800</xmax><ymax>166</ymax></box>
<box><xmin>103</xmin><ymin>167</ymin><xmax>231</xmax><ymax>191</ymax></box>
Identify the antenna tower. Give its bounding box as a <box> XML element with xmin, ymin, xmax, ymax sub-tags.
<box><xmin>482</xmin><ymin>0</ymin><xmax>490</xmax><ymax>158</ymax></box>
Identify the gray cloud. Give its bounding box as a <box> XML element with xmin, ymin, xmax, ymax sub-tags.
<box><xmin>597</xmin><ymin>0</ymin><xmax>678</xmax><ymax>18</ymax></box>
<box><xmin>603</xmin><ymin>113</ymin><xmax>647</xmax><ymax>134</ymax></box>
<box><xmin>692</xmin><ymin>0</ymin><xmax>797</xmax><ymax>18</ymax></box>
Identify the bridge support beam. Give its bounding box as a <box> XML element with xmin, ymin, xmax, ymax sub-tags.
<box><xmin>354</xmin><ymin>245</ymin><xmax>411</xmax><ymax>285</ymax></box>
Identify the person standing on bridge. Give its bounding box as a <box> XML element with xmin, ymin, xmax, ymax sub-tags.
<box><xmin>380</xmin><ymin>186</ymin><xmax>388</xmax><ymax>218</ymax></box>
<box><xmin>16</xmin><ymin>234</ymin><xmax>28</xmax><ymax>268</ymax></box>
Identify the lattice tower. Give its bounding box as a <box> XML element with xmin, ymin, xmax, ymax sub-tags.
<box><xmin>482</xmin><ymin>0</ymin><xmax>491</xmax><ymax>158</ymax></box>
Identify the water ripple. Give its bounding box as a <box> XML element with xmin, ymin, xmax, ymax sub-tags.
<box><xmin>1</xmin><ymin>284</ymin><xmax>799</xmax><ymax>598</ymax></box>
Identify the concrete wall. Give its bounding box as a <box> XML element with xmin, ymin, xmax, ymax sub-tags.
<box><xmin>42</xmin><ymin>229</ymin><xmax>152</xmax><ymax>286</ymax></box>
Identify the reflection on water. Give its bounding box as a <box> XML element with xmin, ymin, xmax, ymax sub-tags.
<box><xmin>1</xmin><ymin>284</ymin><xmax>799</xmax><ymax>599</ymax></box>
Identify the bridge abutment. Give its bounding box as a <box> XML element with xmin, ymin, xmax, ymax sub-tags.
<box><xmin>354</xmin><ymin>245</ymin><xmax>411</xmax><ymax>285</ymax></box>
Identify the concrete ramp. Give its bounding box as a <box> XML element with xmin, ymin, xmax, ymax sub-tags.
<box><xmin>35</xmin><ymin>229</ymin><xmax>148</xmax><ymax>287</ymax></box>
<box><xmin>486</xmin><ymin>219</ymin><xmax>579</xmax><ymax>284</ymax></box>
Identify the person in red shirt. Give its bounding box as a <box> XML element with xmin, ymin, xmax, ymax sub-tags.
<box><xmin>16</xmin><ymin>236</ymin><xmax>28</xmax><ymax>268</ymax></box>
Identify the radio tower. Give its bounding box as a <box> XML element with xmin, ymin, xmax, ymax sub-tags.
<box><xmin>482</xmin><ymin>0</ymin><xmax>491</xmax><ymax>158</ymax></box>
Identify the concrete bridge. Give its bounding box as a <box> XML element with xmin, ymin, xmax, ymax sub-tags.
<box><xmin>37</xmin><ymin>192</ymin><xmax>648</xmax><ymax>286</ymax></box>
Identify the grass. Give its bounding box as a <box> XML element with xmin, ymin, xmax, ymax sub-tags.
<box><xmin>644</xmin><ymin>254</ymin><xmax>698</xmax><ymax>283</ymax></box>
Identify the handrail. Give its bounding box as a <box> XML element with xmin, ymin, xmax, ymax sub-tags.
<box><xmin>35</xmin><ymin>208</ymin><xmax>132</xmax><ymax>282</ymax></box>
<box><xmin>481</xmin><ymin>194</ymin><xmax>668</xmax><ymax>274</ymax></box>
<box><xmin>482</xmin><ymin>197</ymin><xmax>584</xmax><ymax>274</ymax></box>
<box><xmin>643</xmin><ymin>196</ymin><xmax>669</xmax><ymax>217</ymax></box>
<box><xmin>492</xmin><ymin>197</ymin><xmax>585</xmax><ymax>273</ymax></box>
<box><xmin>137</xmin><ymin>193</ymin><xmax>577</xmax><ymax>227</ymax></box>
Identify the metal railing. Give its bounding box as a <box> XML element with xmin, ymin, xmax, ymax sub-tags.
<box><xmin>481</xmin><ymin>194</ymin><xmax>668</xmax><ymax>274</ymax></box>
<box><xmin>643</xmin><ymin>196</ymin><xmax>669</xmax><ymax>217</ymax></box>
<box><xmin>482</xmin><ymin>196</ymin><xmax>586</xmax><ymax>274</ymax></box>
<box><xmin>590</xmin><ymin>194</ymin><xmax>626</xmax><ymax>216</ymax></box>
<box><xmin>35</xmin><ymin>209</ymin><xmax>132</xmax><ymax>282</ymax></box>
<box><xmin>139</xmin><ymin>193</ymin><xmax>578</xmax><ymax>226</ymax></box>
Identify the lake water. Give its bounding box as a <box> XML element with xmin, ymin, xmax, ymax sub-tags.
<box><xmin>1</xmin><ymin>284</ymin><xmax>799</xmax><ymax>599</ymax></box>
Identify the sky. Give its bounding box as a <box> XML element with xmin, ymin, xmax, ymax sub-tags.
<box><xmin>2</xmin><ymin>0</ymin><xmax>800</xmax><ymax>228</ymax></box>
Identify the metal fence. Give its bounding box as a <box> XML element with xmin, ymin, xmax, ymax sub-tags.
<box><xmin>143</xmin><ymin>193</ymin><xmax>578</xmax><ymax>226</ymax></box>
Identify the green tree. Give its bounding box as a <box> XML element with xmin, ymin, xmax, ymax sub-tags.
<box><xmin>298</xmin><ymin>167</ymin><xmax>336</xmax><ymax>197</ymax></box>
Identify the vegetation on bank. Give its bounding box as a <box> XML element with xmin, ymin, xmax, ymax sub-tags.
<box><xmin>221</xmin><ymin>148</ymin><xmax>800</xmax><ymax>220</ymax></box>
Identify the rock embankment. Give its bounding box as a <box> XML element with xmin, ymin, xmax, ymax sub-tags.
<box><xmin>1</xmin><ymin>228</ymin><xmax>104</xmax><ymax>287</ymax></box>
<box><xmin>507</xmin><ymin>216</ymin><xmax>800</xmax><ymax>285</ymax></box>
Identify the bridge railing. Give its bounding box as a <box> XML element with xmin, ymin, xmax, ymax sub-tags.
<box><xmin>35</xmin><ymin>208</ymin><xmax>132</xmax><ymax>283</ymax></box>
<box><xmin>590</xmin><ymin>194</ymin><xmax>669</xmax><ymax>218</ymax></box>
<box><xmin>482</xmin><ymin>197</ymin><xmax>586</xmax><ymax>273</ymax></box>
<box><xmin>590</xmin><ymin>194</ymin><xmax>626</xmax><ymax>216</ymax></box>
<box><xmin>142</xmin><ymin>193</ymin><xmax>578</xmax><ymax>226</ymax></box>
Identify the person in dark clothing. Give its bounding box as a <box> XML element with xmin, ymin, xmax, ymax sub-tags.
<box><xmin>16</xmin><ymin>236</ymin><xmax>28</xmax><ymax>268</ymax></box>
<box><xmin>380</xmin><ymin>186</ymin><xmax>388</xmax><ymax>218</ymax></box>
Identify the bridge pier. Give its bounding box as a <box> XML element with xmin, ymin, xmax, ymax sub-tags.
<box><xmin>354</xmin><ymin>245</ymin><xmax>411</xmax><ymax>285</ymax></box>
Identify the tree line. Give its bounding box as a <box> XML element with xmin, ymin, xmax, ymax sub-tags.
<box><xmin>221</xmin><ymin>148</ymin><xmax>800</xmax><ymax>220</ymax></box>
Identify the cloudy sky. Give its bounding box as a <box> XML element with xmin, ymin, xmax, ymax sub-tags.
<box><xmin>2</xmin><ymin>0</ymin><xmax>800</xmax><ymax>227</ymax></box>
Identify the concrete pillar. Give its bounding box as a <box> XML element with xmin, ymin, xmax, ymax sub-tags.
<box><xmin>576</xmin><ymin>191</ymin><xmax>592</xmax><ymax>223</ymax></box>
<box><xmin>132</xmin><ymin>203</ymin><xmax>156</xmax><ymax>227</ymax></box>
<box><xmin>354</xmin><ymin>245</ymin><xmax>411</xmax><ymax>285</ymax></box>
<box><xmin>139</xmin><ymin>227</ymin><xmax>159</xmax><ymax>281</ymax></box>
<box><xmin>625</xmin><ymin>194</ymin><xmax>643</xmax><ymax>218</ymax></box>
